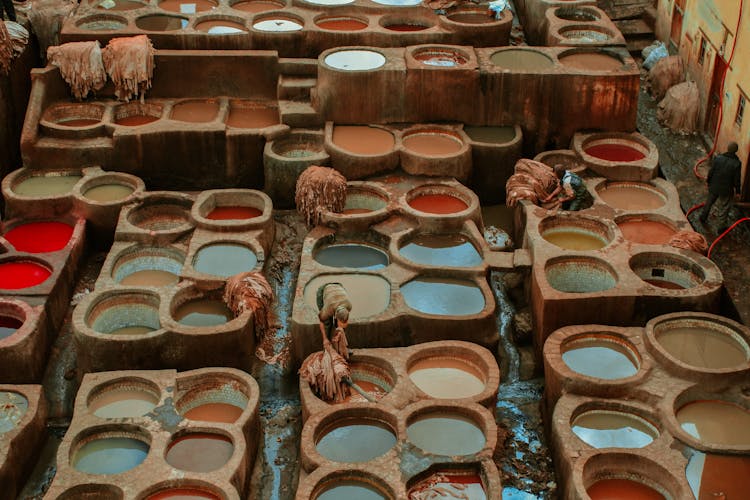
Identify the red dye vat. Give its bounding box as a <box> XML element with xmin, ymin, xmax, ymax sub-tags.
<box><xmin>3</xmin><ymin>221</ymin><xmax>74</xmax><ymax>253</ymax></box>
<box><xmin>409</xmin><ymin>194</ymin><xmax>468</xmax><ymax>214</ymax></box>
<box><xmin>206</xmin><ymin>206</ymin><xmax>262</xmax><ymax>220</ymax></box>
<box><xmin>0</xmin><ymin>261</ymin><xmax>52</xmax><ymax>289</ymax></box>
<box><xmin>587</xmin><ymin>479</ymin><xmax>664</xmax><ymax>500</ymax></box>
<box><xmin>585</xmin><ymin>144</ymin><xmax>645</xmax><ymax>162</ymax></box>
<box><xmin>385</xmin><ymin>23</ymin><xmax>429</xmax><ymax>31</ymax></box>
<box><xmin>317</xmin><ymin>19</ymin><xmax>368</xmax><ymax>30</ymax></box>
<box><xmin>146</xmin><ymin>488</ymin><xmax>220</xmax><ymax>500</ymax></box>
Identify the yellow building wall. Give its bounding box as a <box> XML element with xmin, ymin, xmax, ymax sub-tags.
<box><xmin>656</xmin><ymin>0</ymin><xmax>750</xmax><ymax>199</ymax></box>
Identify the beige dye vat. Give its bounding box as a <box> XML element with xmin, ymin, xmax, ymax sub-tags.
<box><xmin>598</xmin><ymin>184</ymin><xmax>665</xmax><ymax>210</ymax></box>
<box><xmin>109</xmin><ymin>325</ymin><xmax>155</xmax><ymax>335</ymax></box>
<box><xmin>542</xmin><ymin>230</ymin><xmax>607</xmax><ymax>250</ymax></box>
<box><xmin>408</xmin><ymin>357</ymin><xmax>485</xmax><ymax>398</ymax></box>
<box><xmin>490</xmin><ymin>49</ymin><xmax>554</xmax><ymax>70</ymax></box>
<box><xmin>83</xmin><ymin>184</ymin><xmax>135</xmax><ymax>202</ymax></box>
<box><xmin>119</xmin><ymin>269</ymin><xmax>179</xmax><ymax>287</ymax></box>
<box><xmin>656</xmin><ymin>327</ymin><xmax>749</xmax><ymax>369</ymax></box>
<box><xmin>407</xmin><ymin>414</ymin><xmax>485</xmax><ymax>455</ymax></box>
<box><xmin>88</xmin><ymin>387</ymin><xmax>159</xmax><ymax>418</ymax></box>
<box><xmin>677</xmin><ymin>400</ymin><xmax>750</xmax><ymax>446</ymax></box>
<box><xmin>332</xmin><ymin>126</ymin><xmax>394</xmax><ymax>155</ymax></box>
<box><xmin>559</xmin><ymin>52</ymin><xmax>623</xmax><ymax>71</ymax></box>
<box><xmin>402</xmin><ymin>133</ymin><xmax>462</xmax><ymax>156</ymax></box>
<box><xmin>304</xmin><ymin>275</ymin><xmax>390</xmax><ymax>319</ymax></box>
<box><xmin>226</xmin><ymin>103</ymin><xmax>278</xmax><ymax>128</ymax></box>
<box><xmin>174</xmin><ymin>300</ymin><xmax>232</xmax><ymax>327</ymax></box>
<box><xmin>13</xmin><ymin>175</ymin><xmax>82</xmax><ymax>196</ymax></box>
<box><xmin>166</xmin><ymin>433</ymin><xmax>234</xmax><ymax>472</ymax></box>
<box><xmin>618</xmin><ymin>220</ymin><xmax>675</xmax><ymax>244</ymax></box>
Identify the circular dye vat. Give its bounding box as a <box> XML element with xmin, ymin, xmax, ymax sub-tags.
<box><xmin>542</xmin><ymin>228</ymin><xmax>608</xmax><ymax>251</ymax></box>
<box><xmin>110</xmin><ymin>325</ymin><xmax>155</xmax><ymax>335</ymax></box>
<box><xmin>408</xmin><ymin>471</ymin><xmax>486</xmax><ymax>499</ymax></box>
<box><xmin>314</xmin><ymin>243</ymin><xmax>388</xmax><ymax>270</ymax></box>
<box><xmin>559</xmin><ymin>51</ymin><xmax>624</xmax><ymax>71</ymax></box>
<box><xmin>677</xmin><ymin>400</ymin><xmax>750</xmax><ymax>446</ymax></box>
<box><xmin>324</xmin><ymin>50</ymin><xmax>385</xmax><ymax>71</ymax></box>
<box><xmin>572</xmin><ymin>410</ymin><xmax>658</xmax><ymax>448</ymax></box>
<box><xmin>206</xmin><ymin>206</ymin><xmax>262</xmax><ymax>220</ymax></box>
<box><xmin>193</xmin><ymin>243</ymin><xmax>257</xmax><ymax>277</ymax></box>
<box><xmin>630</xmin><ymin>253</ymin><xmax>704</xmax><ymax>290</ymax></box>
<box><xmin>120</xmin><ymin>270</ymin><xmax>179</xmax><ymax>287</ymax></box>
<box><xmin>598</xmin><ymin>183</ymin><xmax>665</xmax><ymax>210</ymax></box>
<box><xmin>447</xmin><ymin>10</ymin><xmax>495</xmax><ymax>24</ymax></box>
<box><xmin>0</xmin><ymin>316</ymin><xmax>23</xmax><ymax>341</ymax></box>
<box><xmin>90</xmin><ymin>300</ymin><xmax>160</xmax><ymax>336</ymax></box>
<box><xmin>114</xmin><ymin>251</ymin><xmax>182</xmax><ymax>287</ymax></box>
<box><xmin>402</xmin><ymin>278</ymin><xmax>484</xmax><ymax>316</ymax></box>
<box><xmin>304</xmin><ymin>275</ymin><xmax>390</xmax><ymax>320</ymax></box>
<box><xmin>562</xmin><ymin>336</ymin><xmax>639</xmax><ymax>380</ymax></box>
<box><xmin>73</xmin><ymin>437</ymin><xmax>149</xmax><ymax>474</ymax></box>
<box><xmin>317</xmin><ymin>481</ymin><xmax>386</xmax><ymax>500</ymax></box>
<box><xmin>183</xmin><ymin>403</ymin><xmax>244</xmax><ymax>423</ymax></box>
<box><xmin>231</xmin><ymin>0</ymin><xmax>283</xmax><ymax>13</ymax></box>
<box><xmin>77</xmin><ymin>16</ymin><xmax>127</xmax><ymax>30</ymax></box>
<box><xmin>340</xmin><ymin>364</ymin><xmax>391</xmax><ymax>403</ymax></box>
<box><xmin>57</xmin><ymin>118</ymin><xmax>101</xmax><ymax>127</ymax></box>
<box><xmin>195</xmin><ymin>19</ymin><xmax>248</xmax><ymax>34</ymax></box>
<box><xmin>685</xmin><ymin>452</ymin><xmax>750</xmax><ymax>500</ymax></box>
<box><xmin>316</xmin><ymin>420</ymin><xmax>396</xmax><ymax>462</ymax></box>
<box><xmin>332</xmin><ymin>126</ymin><xmax>394</xmax><ymax>155</ymax></box>
<box><xmin>316</xmin><ymin>17</ymin><xmax>367</xmax><ymax>30</ymax></box>
<box><xmin>618</xmin><ymin>219</ymin><xmax>675</xmax><ymax>245</ymax></box>
<box><xmin>159</xmin><ymin>0</ymin><xmax>216</xmax><ymax>12</ymax></box>
<box><xmin>174</xmin><ymin>300</ymin><xmax>232</xmax><ymax>327</ymax></box>
<box><xmin>84</xmin><ymin>184</ymin><xmax>135</xmax><ymax>202</ymax></box>
<box><xmin>147</xmin><ymin>489</ymin><xmax>220</xmax><ymax>500</ymax></box>
<box><xmin>655</xmin><ymin>326</ymin><xmax>749</xmax><ymax>369</ymax></box>
<box><xmin>166</xmin><ymin>433</ymin><xmax>234</xmax><ymax>472</ymax></box>
<box><xmin>170</xmin><ymin>100</ymin><xmax>219</xmax><ymax>122</ymax></box>
<box><xmin>385</xmin><ymin>23</ymin><xmax>430</xmax><ymax>31</ymax></box>
<box><xmin>0</xmin><ymin>391</ymin><xmax>28</xmax><ymax>434</ymax></box>
<box><xmin>490</xmin><ymin>49</ymin><xmax>554</xmax><ymax>70</ymax></box>
<box><xmin>587</xmin><ymin>479</ymin><xmax>664</xmax><ymax>500</ymax></box>
<box><xmin>407</xmin><ymin>413</ymin><xmax>485</xmax><ymax>455</ymax></box>
<box><xmin>402</xmin><ymin>132</ymin><xmax>462</xmax><ymax>156</ymax></box>
<box><xmin>408</xmin><ymin>357</ymin><xmax>485</xmax><ymax>398</ymax></box>
<box><xmin>135</xmin><ymin>14</ymin><xmax>187</xmax><ymax>31</ymax></box>
<box><xmin>253</xmin><ymin>18</ymin><xmax>303</xmax><ymax>32</ymax></box>
<box><xmin>128</xmin><ymin>202</ymin><xmax>192</xmax><ymax>231</ymax></box>
<box><xmin>343</xmin><ymin>190</ymin><xmax>387</xmax><ymax>214</ymax></box>
<box><xmin>89</xmin><ymin>387</ymin><xmax>159</xmax><ymax>418</ymax></box>
<box><xmin>414</xmin><ymin>49</ymin><xmax>467</xmax><ymax>67</ymax></box>
<box><xmin>116</xmin><ymin>114</ymin><xmax>159</xmax><ymax>126</ymax></box>
<box><xmin>227</xmin><ymin>102</ymin><xmax>279</xmax><ymax>128</ymax></box>
<box><xmin>586</xmin><ymin>143</ymin><xmax>645</xmax><ymax>162</ymax></box>
<box><xmin>13</xmin><ymin>174</ymin><xmax>82</xmax><ymax>197</ymax></box>
<box><xmin>463</xmin><ymin>126</ymin><xmax>515</xmax><ymax>144</ymax></box>
<box><xmin>399</xmin><ymin>234</ymin><xmax>482</xmax><ymax>267</ymax></box>
<box><xmin>3</xmin><ymin>221</ymin><xmax>74</xmax><ymax>253</ymax></box>
<box><xmin>0</xmin><ymin>261</ymin><xmax>51</xmax><ymax>290</ymax></box>
<box><xmin>408</xmin><ymin>193</ymin><xmax>468</xmax><ymax>214</ymax></box>
<box><xmin>545</xmin><ymin>259</ymin><xmax>617</xmax><ymax>293</ymax></box>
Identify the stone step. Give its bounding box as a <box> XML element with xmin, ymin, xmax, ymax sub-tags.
<box><xmin>627</xmin><ymin>36</ymin><xmax>656</xmax><ymax>54</ymax></box>
<box><xmin>278</xmin><ymin>100</ymin><xmax>323</xmax><ymax>128</ymax></box>
<box><xmin>643</xmin><ymin>5</ymin><xmax>657</xmax><ymax>30</ymax></box>
<box><xmin>278</xmin><ymin>57</ymin><xmax>318</xmax><ymax>77</ymax></box>
<box><xmin>615</xmin><ymin>18</ymin><xmax>654</xmax><ymax>37</ymax></box>
<box><xmin>277</xmin><ymin>75</ymin><xmax>317</xmax><ymax>101</ymax></box>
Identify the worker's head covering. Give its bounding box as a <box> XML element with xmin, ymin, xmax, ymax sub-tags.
<box><xmin>727</xmin><ymin>142</ymin><xmax>739</xmax><ymax>153</ymax></box>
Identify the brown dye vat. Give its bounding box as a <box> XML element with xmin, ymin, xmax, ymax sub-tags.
<box><xmin>136</xmin><ymin>14</ymin><xmax>186</xmax><ymax>31</ymax></box>
<box><xmin>206</xmin><ymin>206</ymin><xmax>262</xmax><ymax>219</ymax></box>
<box><xmin>119</xmin><ymin>269</ymin><xmax>178</xmax><ymax>286</ymax></box>
<box><xmin>171</xmin><ymin>101</ymin><xmax>219</xmax><ymax>122</ymax></box>
<box><xmin>159</xmin><ymin>0</ymin><xmax>217</xmax><ymax>12</ymax></box>
<box><xmin>676</xmin><ymin>400</ymin><xmax>750</xmax><ymax>446</ymax></box>
<box><xmin>598</xmin><ymin>184</ymin><xmax>665</xmax><ymax>210</ymax></box>
<box><xmin>88</xmin><ymin>388</ymin><xmax>159</xmax><ymax>418</ymax></box>
<box><xmin>656</xmin><ymin>327</ymin><xmax>748</xmax><ymax>369</ymax></box>
<box><xmin>408</xmin><ymin>358</ymin><xmax>485</xmax><ymax>399</ymax></box>
<box><xmin>58</xmin><ymin>118</ymin><xmax>101</xmax><ymax>127</ymax></box>
<box><xmin>304</xmin><ymin>275</ymin><xmax>390</xmax><ymax>319</ymax></box>
<box><xmin>83</xmin><ymin>184</ymin><xmax>135</xmax><ymax>202</ymax></box>
<box><xmin>409</xmin><ymin>471</ymin><xmax>486</xmax><ymax>499</ymax></box>
<box><xmin>463</xmin><ymin>126</ymin><xmax>515</xmax><ymax>144</ymax></box>
<box><xmin>174</xmin><ymin>300</ymin><xmax>232</xmax><ymax>327</ymax></box>
<box><xmin>384</xmin><ymin>23</ymin><xmax>429</xmax><ymax>31</ymax></box>
<box><xmin>166</xmin><ymin>433</ymin><xmax>234</xmax><ymax>472</ymax></box>
<box><xmin>587</xmin><ymin>479</ymin><xmax>664</xmax><ymax>499</ymax></box>
<box><xmin>542</xmin><ymin>230</ymin><xmax>607</xmax><ymax>250</ymax></box>
<box><xmin>447</xmin><ymin>11</ymin><xmax>494</xmax><ymax>24</ymax></box>
<box><xmin>490</xmin><ymin>49</ymin><xmax>554</xmax><ymax>70</ymax></box>
<box><xmin>403</xmin><ymin>134</ymin><xmax>462</xmax><ymax>156</ymax></box>
<box><xmin>618</xmin><ymin>220</ymin><xmax>675</xmax><ymax>244</ymax></box>
<box><xmin>341</xmin><ymin>380</ymin><xmax>387</xmax><ymax>404</ymax></box>
<box><xmin>408</xmin><ymin>194</ymin><xmax>468</xmax><ymax>214</ymax></box>
<box><xmin>688</xmin><ymin>453</ymin><xmax>750</xmax><ymax>500</ymax></box>
<box><xmin>116</xmin><ymin>114</ymin><xmax>159</xmax><ymax>126</ymax></box>
<box><xmin>231</xmin><ymin>0</ymin><xmax>281</xmax><ymax>12</ymax></box>
<box><xmin>13</xmin><ymin>174</ymin><xmax>82</xmax><ymax>196</ymax></box>
<box><xmin>317</xmin><ymin>18</ymin><xmax>368</xmax><ymax>30</ymax></box>
<box><xmin>195</xmin><ymin>19</ymin><xmax>248</xmax><ymax>32</ymax></box>
<box><xmin>332</xmin><ymin>126</ymin><xmax>394</xmax><ymax>155</ymax></box>
<box><xmin>147</xmin><ymin>489</ymin><xmax>220</xmax><ymax>499</ymax></box>
<box><xmin>184</xmin><ymin>403</ymin><xmax>244</xmax><ymax>423</ymax></box>
<box><xmin>226</xmin><ymin>103</ymin><xmax>278</xmax><ymax>128</ymax></box>
<box><xmin>559</xmin><ymin>52</ymin><xmax>624</xmax><ymax>71</ymax></box>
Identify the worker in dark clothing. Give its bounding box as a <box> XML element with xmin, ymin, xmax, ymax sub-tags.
<box><xmin>544</xmin><ymin>164</ymin><xmax>590</xmax><ymax>211</ymax></box>
<box><xmin>700</xmin><ymin>142</ymin><xmax>742</xmax><ymax>232</ymax></box>
<box><xmin>1</xmin><ymin>0</ymin><xmax>16</xmax><ymax>22</ymax></box>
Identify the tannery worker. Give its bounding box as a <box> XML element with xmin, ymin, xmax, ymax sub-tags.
<box><xmin>700</xmin><ymin>142</ymin><xmax>742</xmax><ymax>233</ymax></box>
<box><xmin>316</xmin><ymin>282</ymin><xmax>352</xmax><ymax>358</ymax></box>
<box><xmin>542</xmin><ymin>164</ymin><xmax>590</xmax><ymax>211</ymax></box>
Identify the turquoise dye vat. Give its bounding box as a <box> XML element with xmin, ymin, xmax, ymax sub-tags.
<box><xmin>73</xmin><ymin>437</ymin><xmax>149</xmax><ymax>474</ymax></box>
<box><xmin>193</xmin><ymin>244</ymin><xmax>257</xmax><ymax>277</ymax></box>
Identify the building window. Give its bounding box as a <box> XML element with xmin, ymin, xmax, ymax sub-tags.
<box><xmin>698</xmin><ymin>36</ymin><xmax>707</xmax><ymax>65</ymax></box>
<box><xmin>737</xmin><ymin>94</ymin><xmax>746</xmax><ymax>126</ymax></box>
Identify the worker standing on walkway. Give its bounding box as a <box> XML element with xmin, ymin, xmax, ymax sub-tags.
<box><xmin>700</xmin><ymin>142</ymin><xmax>742</xmax><ymax>233</ymax></box>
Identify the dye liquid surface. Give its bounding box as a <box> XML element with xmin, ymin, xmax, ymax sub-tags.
<box><xmin>402</xmin><ymin>278</ymin><xmax>485</xmax><ymax>316</ymax></box>
<box><xmin>0</xmin><ymin>261</ymin><xmax>52</xmax><ymax>290</ymax></box>
<box><xmin>314</xmin><ymin>244</ymin><xmax>388</xmax><ymax>270</ymax></box>
<box><xmin>183</xmin><ymin>403</ymin><xmax>244</xmax><ymax>423</ymax></box>
<box><xmin>166</xmin><ymin>433</ymin><xmax>234</xmax><ymax>472</ymax></box>
<box><xmin>0</xmin><ymin>316</ymin><xmax>23</xmax><ymax>341</ymax></box>
<box><xmin>119</xmin><ymin>269</ymin><xmax>179</xmax><ymax>287</ymax></box>
<box><xmin>400</xmin><ymin>234</ymin><xmax>482</xmax><ymax>267</ymax></box>
<box><xmin>571</xmin><ymin>410</ymin><xmax>657</xmax><ymax>448</ymax></box>
<box><xmin>562</xmin><ymin>339</ymin><xmax>639</xmax><ymax>379</ymax></box>
<box><xmin>586</xmin><ymin>479</ymin><xmax>664</xmax><ymax>499</ymax></box>
<box><xmin>408</xmin><ymin>194</ymin><xmax>468</xmax><ymax>214</ymax></box>
<box><xmin>408</xmin><ymin>358</ymin><xmax>485</xmax><ymax>398</ymax></box>
<box><xmin>657</xmin><ymin>326</ymin><xmax>748</xmax><ymax>369</ymax></box>
<box><xmin>193</xmin><ymin>244</ymin><xmax>257</xmax><ymax>277</ymax></box>
<box><xmin>403</xmin><ymin>134</ymin><xmax>462</xmax><ymax>156</ymax></box>
<box><xmin>175</xmin><ymin>300</ymin><xmax>232</xmax><ymax>327</ymax></box>
<box><xmin>316</xmin><ymin>421</ymin><xmax>396</xmax><ymax>462</ymax></box>
<box><xmin>84</xmin><ymin>184</ymin><xmax>135</xmax><ymax>202</ymax></box>
<box><xmin>617</xmin><ymin>220</ymin><xmax>675</xmax><ymax>244</ymax></box>
<box><xmin>598</xmin><ymin>185</ymin><xmax>665</xmax><ymax>210</ymax></box>
<box><xmin>332</xmin><ymin>126</ymin><xmax>394</xmax><ymax>155</ymax></box>
<box><xmin>686</xmin><ymin>451</ymin><xmax>750</xmax><ymax>500</ymax></box>
<box><xmin>206</xmin><ymin>206</ymin><xmax>262</xmax><ymax>220</ymax></box>
<box><xmin>3</xmin><ymin>221</ymin><xmax>74</xmax><ymax>253</ymax></box>
<box><xmin>0</xmin><ymin>391</ymin><xmax>28</xmax><ymax>433</ymax></box>
<box><xmin>89</xmin><ymin>388</ymin><xmax>159</xmax><ymax>418</ymax></box>
<box><xmin>73</xmin><ymin>437</ymin><xmax>149</xmax><ymax>474</ymax></box>
<box><xmin>677</xmin><ymin>400</ymin><xmax>750</xmax><ymax>446</ymax></box>
<box><xmin>542</xmin><ymin>229</ymin><xmax>607</xmax><ymax>250</ymax></box>
<box><xmin>13</xmin><ymin>175</ymin><xmax>82</xmax><ymax>196</ymax></box>
<box><xmin>407</xmin><ymin>414</ymin><xmax>485</xmax><ymax>455</ymax></box>
<box><xmin>586</xmin><ymin>144</ymin><xmax>645</xmax><ymax>162</ymax></box>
